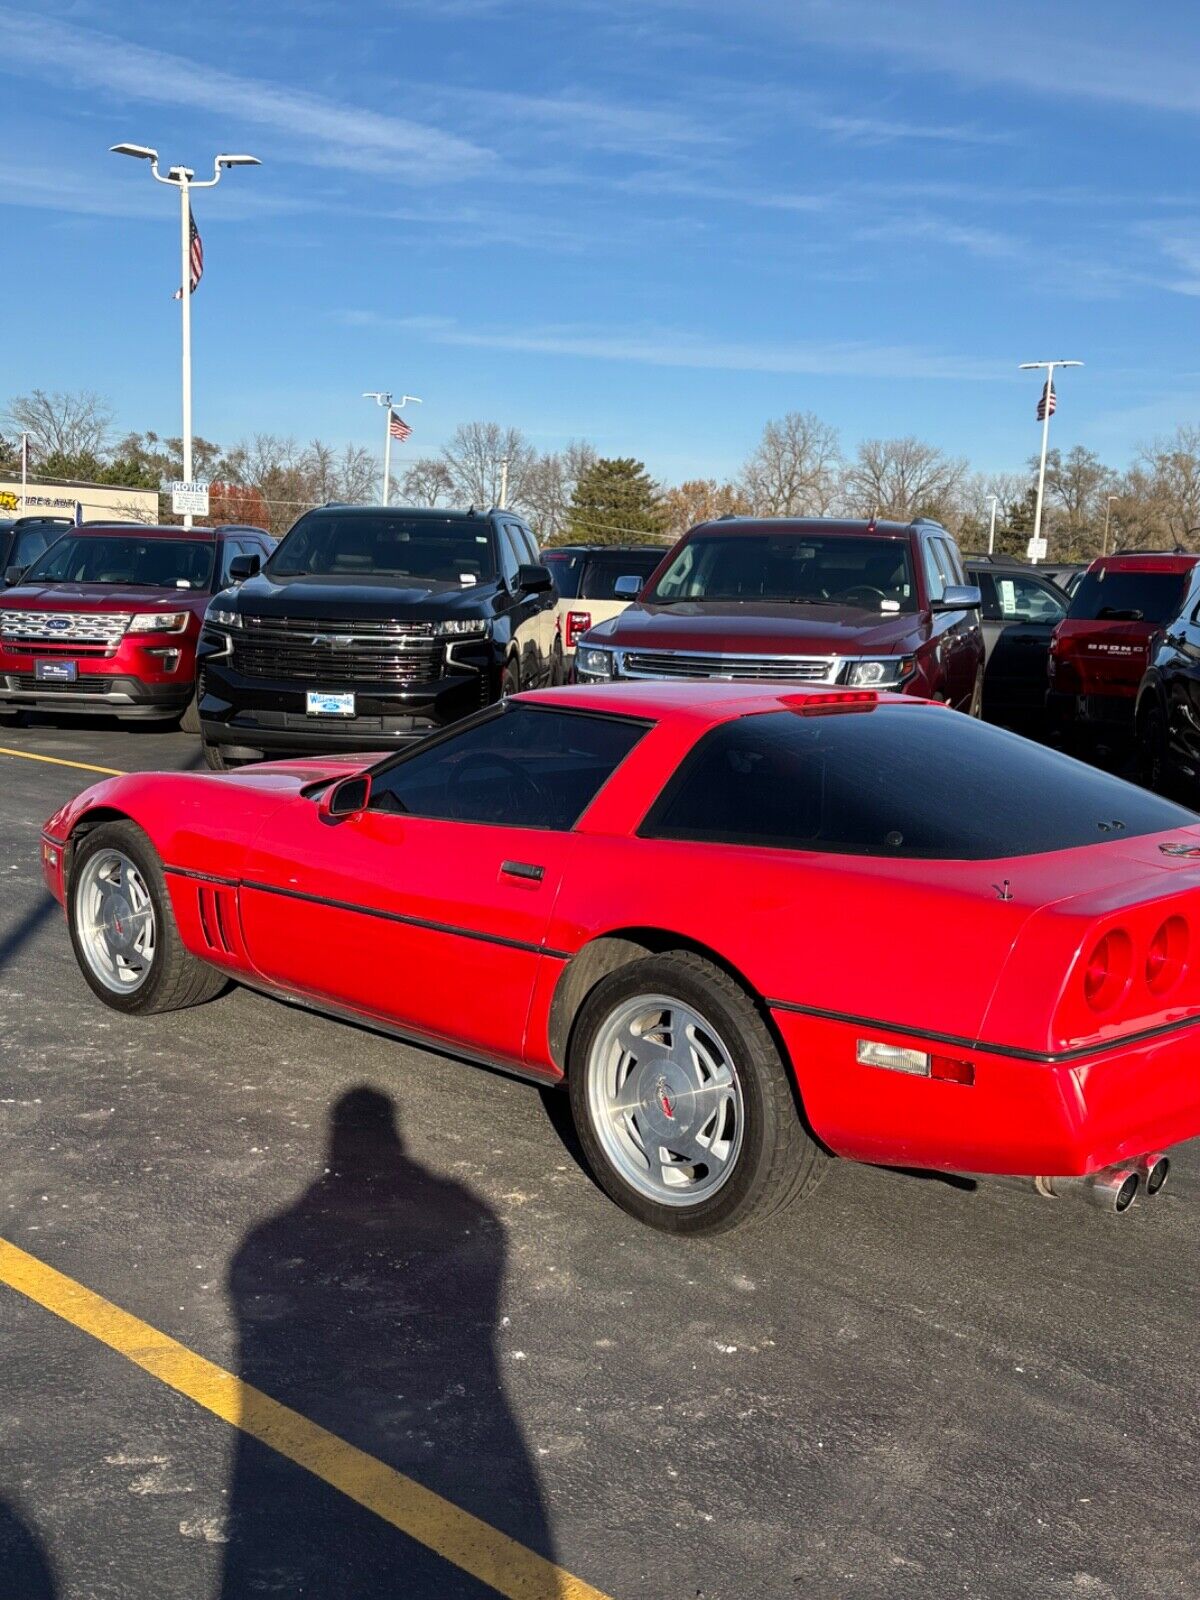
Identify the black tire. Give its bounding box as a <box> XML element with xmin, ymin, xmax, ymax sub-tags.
<box><xmin>500</xmin><ymin>661</ymin><xmax>520</xmax><ymax>700</ymax></box>
<box><xmin>1138</xmin><ymin>702</ymin><xmax>1168</xmax><ymax>793</ymax></box>
<box><xmin>567</xmin><ymin>951</ymin><xmax>826</xmax><ymax>1235</ymax></box>
<box><xmin>67</xmin><ymin>820</ymin><xmax>226</xmax><ymax>1015</ymax></box>
<box><xmin>202</xmin><ymin>739</ymin><xmax>230</xmax><ymax>771</ymax></box>
<box><xmin>179</xmin><ymin>694</ymin><xmax>201</xmax><ymax>735</ymax></box>
<box><xmin>966</xmin><ymin>667</ymin><xmax>984</xmax><ymax>718</ymax></box>
<box><xmin>549</xmin><ymin>641</ymin><xmax>566</xmax><ymax>688</ymax></box>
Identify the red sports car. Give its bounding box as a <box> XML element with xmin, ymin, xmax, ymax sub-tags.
<box><xmin>41</xmin><ymin>682</ymin><xmax>1200</xmax><ymax>1234</ymax></box>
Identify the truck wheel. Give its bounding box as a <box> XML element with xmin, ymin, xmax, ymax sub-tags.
<box><xmin>500</xmin><ymin>662</ymin><xmax>519</xmax><ymax>700</ymax></box>
<box><xmin>202</xmin><ymin>740</ymin><xmax>230</xmax><ymax>772</ymax></box>
<box><xmin>967</xmin><ymin>668</ymin><xmax>984</xmax><ymax>718</ymax></box>
<box><xmin>568</xmin><ymin>951</ymin><xmax>826</xmax><ymax>1235</ymax></box>
<box><xmin>179</xmin><ymin>694</ymin><xmax>201</xmax><ymax>735</ymax></box>
<box><xmin>1138</xmin><ymin>704</ymin><xmax>1168</xmax><ymax>792</ymax></box>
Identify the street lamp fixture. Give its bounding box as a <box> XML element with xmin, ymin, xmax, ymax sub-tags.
<box><xmin>110</xmin><ymin>142</ymin><xmax>261</xmax><ymax>527</ymax></box>
<box><xmin>363</xmin><ymin>391</ymin><xmax>422</xmax><ymax>506</ymax></box>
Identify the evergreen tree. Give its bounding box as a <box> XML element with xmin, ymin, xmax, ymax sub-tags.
<box><xmin>565</xmin><ymin>457</ymin><xmax>666</xmax><ymax>544</ymax></box>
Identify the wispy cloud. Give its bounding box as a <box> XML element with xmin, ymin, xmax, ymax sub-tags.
<box><xmin>808</xmin><ymin>110</ymin><xmax>1009</xmax><ymax>147</ymax></box>
<box><xmin>338</xmin><ymin>310</ymin><xmax>1001</xmax><ymax>380</ymax></box>
<box><xmin>0</xmin><ymin>11</ymin><xmax>491</xmax><ymax>182</ymax></box>
<box><xmin>0</xmin><ymin>158</ymin><xmax>302</xmax><ymax>222</ymax></box>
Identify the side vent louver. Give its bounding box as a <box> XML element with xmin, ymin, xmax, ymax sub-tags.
<box><xmin>196</xmin><ymin>885</ymin><xmax>237</xmax><ymax>955</ymax></box>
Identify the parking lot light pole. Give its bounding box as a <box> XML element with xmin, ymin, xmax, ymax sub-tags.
<box><xmin>1019</xmin><ymin>359</ymin><xmax>1083</xmax><ymax>565</ymax></box>
<box><xmin>363</xmin><ymin>392</ymin><xmax>422</xmax><ymax>506</ymax></box>
<box><xmin>1102</xmin><ymin>494</ymin><xmax>1117</xmax><ymax>556</ymax></box>
<box><xmin>985</xmin><ymin>494</ymin><xmax>999</xmax><ymax>555</ymax></box>
<box><xmin>111</xmin><ymin>145</ymin><xmax>261</xmax><ymax>528</ymax></box>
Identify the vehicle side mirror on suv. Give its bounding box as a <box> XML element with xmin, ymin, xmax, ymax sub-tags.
<box><xmin>318</xmin><ymin>773</ymin><xmax>372</xmax><ymax>821</ymax></box>
<box><xmin>933</xmin><ymin>584</ymin><xmax>982</xmax><ymax>612</ymax></box>
<box><xmin>614</xmin><ymin>574</ymin><xmax>642</xmax><ymax>599</ymax></box>
<box><xmin>4</xmin><ymin>565</ymin><xmax>26</xmax><ymax>587</ymax></box>
<box><xmin>228</xmin><ymin>553</ymin><xmax>261</xmax><ymax>582</ymax></box>
<box><xmin>517</xmin><ymin>563</ymin><xmax>554</xmax><ymax>594</ymax></box>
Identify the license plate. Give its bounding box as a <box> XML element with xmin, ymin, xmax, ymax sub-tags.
<box><xmin>35</xmin><ymin>659</ymin><xmax>77</xmax><ymax>683</ymax></box>
<box><xmin>306</xmin><ymin>691</ymin><xmax>355</xmax><ymax>718</ymax></box>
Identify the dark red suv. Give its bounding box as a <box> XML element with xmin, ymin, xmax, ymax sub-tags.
<box><xmin>1047</xmin><ymin>552</ymin><xmax>1200</xmax><ymax>743</ymax></box>
<box><xmin>0</xmin><ymin>523</ymin><xmax>274</xmax><ymax>729</ymax></box>
<box><xmin>574</xmin><ymin>517</ymin><xmax>985</xmax><ymax>712</ymax></box>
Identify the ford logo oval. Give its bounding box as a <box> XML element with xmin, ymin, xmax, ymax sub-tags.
<box><xmin>47</xmin><ymin>618</ymin><xmax>70</xmax><ymax>631</ymax></box>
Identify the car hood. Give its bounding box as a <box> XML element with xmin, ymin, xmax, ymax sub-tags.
<box><xmin>1</xmin><ymin>583</ymin><xmax>207</xmax><ymax>613</ymax></box>
<box><xmin>228</xmin><ymin>572</ymin><xmax>501</xmax><ymax>621</ymax></box>
<box><xmin>586</xmin><ymin>601</ymin><xmax>924</xmax><ymax>655</ymax></box>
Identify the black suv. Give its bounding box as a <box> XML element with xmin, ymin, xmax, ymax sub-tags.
<box><xmin>197</xmin><ymin>505</ymin><xmax>560</xmax><ymax>768</ymax></box>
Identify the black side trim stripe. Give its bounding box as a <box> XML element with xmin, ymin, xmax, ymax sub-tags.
<box><xmin>765</xmin><ymin>996</ymin><xmax>1200</xmax><ymax>1066</ymax></box>
<box><xmin>164</xmin><ymin>864</ymin><xmax>570</xmax><ymax>960</ymax></box>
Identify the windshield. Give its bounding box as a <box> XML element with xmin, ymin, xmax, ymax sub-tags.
<box><xmin>268</xmin><ymin>514</ymin><xmax>496</xmax><ymax>583</ymax></box>
<box><xmin>23</xmin><ymin>535</ymin><xmax>215</xmax><ymax>590</ymax></box>
<box><xmin>649</xmin><ymin>532</ymin><xmax>917</xmax><ymax>612</ymax></box>
<box><xmin>1067</xmin><ymin>568</ymin><xmax>1188</xmax><ymax>624</ymax></box>
<box><xmin>580</xmin><ymin>550</ymin><xmax>664</xmax><ymax>600</ymax></box>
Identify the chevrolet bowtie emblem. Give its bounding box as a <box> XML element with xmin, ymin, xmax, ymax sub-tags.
<box><xmin>311</xmin><ymin>634</ymin><xmax>354</xmax><ymax>648</ymax></box>
<box><xmin>1158</xmin><ymin>842</ymin><xmax>1200</xmax><ymax>857</ymax></box>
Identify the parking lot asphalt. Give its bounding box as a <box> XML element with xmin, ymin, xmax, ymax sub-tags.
<box><xmin>1</xmin><ymin>716</ymin><xmax>1198</xmax><ymax>1600</ymax></box>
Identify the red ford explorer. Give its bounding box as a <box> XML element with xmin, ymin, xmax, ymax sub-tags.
<box><xmin>0</xmin><ymin>522</ymin><xmax>274</xmax><ymax>730</ymax></box>
<box><xmin>574</xmin><ymin>516</ymin><xmax>985</xmax><ymax>711</ymax></box>
<box><xmin>1047</xmin><ymin>551</ymin><xmax>1200</xmax><ymax>744</ymax></box>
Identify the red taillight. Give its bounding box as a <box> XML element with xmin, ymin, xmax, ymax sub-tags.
<box><xmin>1146</xmin><ymin>915</ymin><xmax>1189</xmax><ymax>996</ymax></box>
<box><xmin>1083</xmin><ymin>928</ymin><xmax>1133</xmax><ymax>1012</ymax></box>
<box><xmin>566</xmin><ymin>610</ymin><xmax>592</xmax><ymax>649</ymax></box>
<box><xmin>929</xmin><ymin>1054</ymin><xmax>975</xmax><ymax>1086</ymax></box>
<box><xmin>783</xmin><ymin>690</ymin><xmax>879</xmax><ymax>714</ymax></box>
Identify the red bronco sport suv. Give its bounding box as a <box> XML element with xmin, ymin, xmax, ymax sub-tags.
<box><xmin>0</xmin><ymin>523</ymin><xmax>274</xmax><ymax>730</ymax></box>
<box><xmin>1047</xmin><ymin>552</ymin><xmax>1200</xmax><ymax>745</ymax></box>
<box><xmin>574</xmin><ymin>517</ymin><xmax>985</xmax><ymax>711</ymax></box>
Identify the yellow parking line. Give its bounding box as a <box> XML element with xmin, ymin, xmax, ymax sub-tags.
<box><xmin>0</xmin><ymin>1238</ymin><xmax>612</xmax><ymax>1600</ymax></box>
<box><xmin>0</xmin><ymin>745</ymin><xmax>126</xmax><ymax>778</ymax></box>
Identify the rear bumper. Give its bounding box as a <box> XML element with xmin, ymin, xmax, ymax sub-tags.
<box><xmin>771</xmin><ymin>1005</ymin><xmax>1200</xmax><ymax>1176</ymax></box>
<box><xmin>1047</xmin><ymin>688</ymin><xmax>1137</xmax><ymax>731</ymax></box>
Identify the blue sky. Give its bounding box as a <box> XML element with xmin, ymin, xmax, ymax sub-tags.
<box><xmin>3</xmin><ymin>0</ymin><xmax>1199</xmax><ymax>485</ymax></box>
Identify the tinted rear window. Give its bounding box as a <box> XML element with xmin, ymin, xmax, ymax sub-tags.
<box><xmin>543</xmin><ymin>551</ymin><xmax>583</xmax><ymax>597</ymax></box>
<box><xmin>580</xmin><ymin>551</ymin><xmax>663</xmax><ymax>600</ymax></box>
<box><xmin>642</xmin><ymin>706</ymin><xmax>1193</xmax><ymax>860</ymax></box>
<box><xmin>1067</xmin><ymin>568</ymin><xmax>1188</xmax><ymax>624</ymax></box>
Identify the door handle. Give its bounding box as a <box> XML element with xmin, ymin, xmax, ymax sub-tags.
<box><xmin>501</xmin><ymin>860</ymin><xmax>545</xmax><ymax>882</ymax></box>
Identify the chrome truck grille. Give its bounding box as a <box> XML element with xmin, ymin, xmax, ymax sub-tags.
<box><xmin>232</xmin><ymin>613</ymin><xmax>443</xmax><ymax>684</ymax></box>
<box><xmin>0</xmin><ymin>610</ymin><xmax>130</xmax><ymax>649</ymax></box>
<box><xmin>620</xmin><ymin>649</ymin><xmax>837</xmax><ymax>682</ymax></box>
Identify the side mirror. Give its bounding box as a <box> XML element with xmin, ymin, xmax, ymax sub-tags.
<box><xmin>318</xmin><ymin>773</ymin><xmax>372</xmax><ymax>821</ymax></box>
<box><xmin>228</xmin><ymin>553</ymin><xmax>261</xmax><ymax>582</ymax></box>
<box><xmin>614</xmin><ymin>574</ymin><xmax>642</xmax><ymax>599</ymax></box>
<box><xmin>934</xmin><ymin>584</ymin><xmax>982</xmax><ymax>612</ymax></box>
<box><xmin>5</xmin><ymin>565</ymin><xmax>26</xmax><ymax>587</ymax></box>
<box><xmin>517</xmin><ymin>562</ymin><xmax>554</xmax><ymax>595</ymax></box>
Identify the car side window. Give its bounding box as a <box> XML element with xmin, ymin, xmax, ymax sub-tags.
<box><xmin>13</xmin><ymin>528</ymin><xmax>49</xmax><ymax>568</ymax></box>
<box><xmin>971</xmin><ymin>573</ymin><xmax>999</xmax><ymax>619</ymax></box>
<box><xmin>511</xmin><ymin>523</ymin><xmax>538</xmax><ymax>565</ymax></box>
<box><xmin>996</xmin><ymin>574</ymin><xmax>1066</xmax><ymax>623</ymax></box>
<box><xmin>216</xmin><ymin>540</ymin><xmax>242</xmax><ymax>587</ymax></box>
<box><xmin>920</xmin><ymin>539</ymin><xmax>945</xmax><ymax>602</ymax></box>
<box><xmin>930</xmin><ymin>539</ymin><xmax>957</xmax><ymax>589</ymax></box>
<box><xmin>942</xmin><ymin>538</ymin><xmax>966</xmax><ymax>584</ymax></box>
<box><xmin>497</xmin><ymin>525</ymin><xmax>522</xmax><ymax>588</ymax></box>
<box><xmin>366</xmin><ymin>705</ymin><xmax>648</xmax><ymax>830</ymax></box>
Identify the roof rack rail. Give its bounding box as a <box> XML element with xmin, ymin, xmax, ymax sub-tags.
<box><xmin>1111</xmin><ymin>544</ymin><xmax>1190</xmax><ymax>556</ymax></box>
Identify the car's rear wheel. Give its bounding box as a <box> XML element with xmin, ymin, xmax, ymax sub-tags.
<box><xmin>1138</xmin><ymin>702</ymin><xmax>1169</xmax><ymax>792</ymax></box>
<box><xmin>568</xmin><ymin>951</ymin><xmax>825</xmax><ymax>1234</ymax></box>
<box><xmin>500</xmin><ymin>661</ymin><xmax>519</xmax><ymax>700</ymax></box>
<box><xmin>68</xmin><ymin>821</ymin><xmax>226</xmax><ymax>1014</ymax></box>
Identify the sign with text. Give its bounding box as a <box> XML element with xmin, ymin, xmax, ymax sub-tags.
<box><xmin>169</xmin><ymin>480</ymin><xmax>210</xmax><ymax>515</ymax></box>
<box><xmin>1026</xmin><ymin>536</ymin><xmax>1048</xmax><ymax>561</ymax></box>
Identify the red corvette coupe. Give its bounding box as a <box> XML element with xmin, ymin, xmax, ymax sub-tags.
<box><xmin>42</xmin><ymin>682</ymin><xmax>1200</xmax><ymax>1234</ymax></box>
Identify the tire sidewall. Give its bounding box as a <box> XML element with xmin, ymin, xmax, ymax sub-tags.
<box><xmin>68</xmin><ymin>822</ymin><xmax>174</xmax><ymax>1014</ymax></box>
<box><xmin>567</xmin><ymin>955</ymin><xmax>782</xmax><ymax>1235</ymax></box>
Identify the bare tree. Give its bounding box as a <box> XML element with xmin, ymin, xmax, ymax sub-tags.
<box><xmin>842</xmin><ymin>436</ymin><xmax>967</xmax><ymax>524</ymax></box>
<box><xmin>1117</xmin><ymin>426</ymin><xmax>1200</xmax><ymax>549</ymax></box>
<box><xmin>7</xmin><ymin>389</ymin><xmax>113</xmax><ymax>458</ymax></box>
<box><xmin>439</xmin><ymin>422</ymin><xmax>536</xmax><ymax>511</ymax></box>
<box><xmin>522</xmin><ymin>440</ymin><xmax>598</xmax><ymax>542</ymax></box>
<box><xmin>661</xmin><ymin>478</ymin><xmax>751</xmax><ymax>538</ymax></box>
<box><xmin>401</xmin><ymin>457</ymin><xmax>456</xmax><ymax>507</ymax></box>
<box><xmin>739</xmin><ymin>412</ymin><xmax>842</xmax><ymax>517</ymax></box>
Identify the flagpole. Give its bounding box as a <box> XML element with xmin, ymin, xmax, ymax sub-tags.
<box><xmin>1019</xmin><ymin>358</ymin><xmax>1083</xmax><ymax>565</ymax></box>
<box><xmin>19</xmin><ymin>432</ymin><xmax>28</xmax><ymax>514</ymax></box>
<box><xmin>383</xmin><ymin>403</ymin><xmax>393</xmax><ymax>506</ymax></box>
<box><xmin>179</xmin><ymin>173</ymin><xmax>194</xmax><ymax>529</ymax></box>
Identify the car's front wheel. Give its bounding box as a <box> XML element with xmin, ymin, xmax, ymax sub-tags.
<box><xmin>568</xmin><ymin>951</ymin><xmax>825</xmax><ymax>1234</ymax></box>
<box><xmin>68</xmin><ymin>821</ymin><xmax>226</xmax><ymax>1014</ymax></box>
<box><xmin>1138</xmin><ymin>702</ymin><xmax>1169</xmax><ymax>792</ymax></box>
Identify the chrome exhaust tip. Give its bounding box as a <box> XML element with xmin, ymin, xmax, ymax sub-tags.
<box><xmin>1139</xmin><ymin>1153</ymin><xmax>1170</xmax><ymax>1197</ymax></box>
<box><xmin>1085</xmin><ymin>1167</ymin><xmax>1140</xmax><ymax>1214</ymax></box>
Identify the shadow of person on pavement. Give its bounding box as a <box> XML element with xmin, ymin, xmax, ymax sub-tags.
<box><xmin>0</xmin><ymin>1499</ymin><xmax>56</xmax><ymax>1599</ymax></box>
<box><xmin>220</xmin><ymin>1085</ymin><xmax>557</xmax><ymax>1598</ymax></box>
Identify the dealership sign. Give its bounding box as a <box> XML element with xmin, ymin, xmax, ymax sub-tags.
<box><xmin>168</xmin><ymin>480</ymin><xmax>210</xmax><ymax>515</ymax></box>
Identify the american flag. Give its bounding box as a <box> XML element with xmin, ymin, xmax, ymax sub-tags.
<box><xmin>389</xmin><ymin>409</ymin><xmax>413</xmax><ymax>442</ymax></box>
<box><xmin>1037</xmin><ymin>378</ymin><xmax>1057</xmax><ymax>421</ymax></box>
<box><xmin>173</xmin><ymin>212</ymin><xmax>204</xmax><ymax>300</ymax></box>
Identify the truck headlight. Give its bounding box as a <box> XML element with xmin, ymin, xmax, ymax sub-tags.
<box><xmin>205</xmin><ymin>608</ymin><xmax>242</xmax><ymax>629</ymax></box>
<box><xmin>843</xmin><ymin>656</ymin><xmax>914</xmax><ymax>688</ymax></box>
<box><xmin>128</xmin><ymin>612</ymin><xmax>190</xmax><ymax>634</ymax></box>
<box><xmin>437</xmin><ymin>620</ymin><xmax>491</xmax><ymax>637</ymax></box>
<box><xmin>576</xmin><ymin>645</ymin><xmax>616</xmax><ymax>681</ymax></box>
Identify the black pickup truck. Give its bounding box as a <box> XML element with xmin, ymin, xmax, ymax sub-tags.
<box><xmin>196</xmin><ymin>504</ymin><xmax>561</xmax><ymax>768</ymax></box>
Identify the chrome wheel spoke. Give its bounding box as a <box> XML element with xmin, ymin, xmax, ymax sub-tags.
<box><xmin>587</xmin><ymin>992</ymin><xmax>745</xmax><ymax>1209</ymax></box>
<box><xmin>74</xmin><ymin>849</ymin><xmax>157</xmax><ymax>995</ymax></box>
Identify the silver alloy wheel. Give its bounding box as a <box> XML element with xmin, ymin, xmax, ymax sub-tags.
<box><xmin>75</xmin><ymin>849</ymin><xmax>157</xmax><ymax>994</ymax></box>
<box><xmin>585</xmin><ymin>992</ymin><xmax>745</xmax><ymax>1207</ymax></box>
